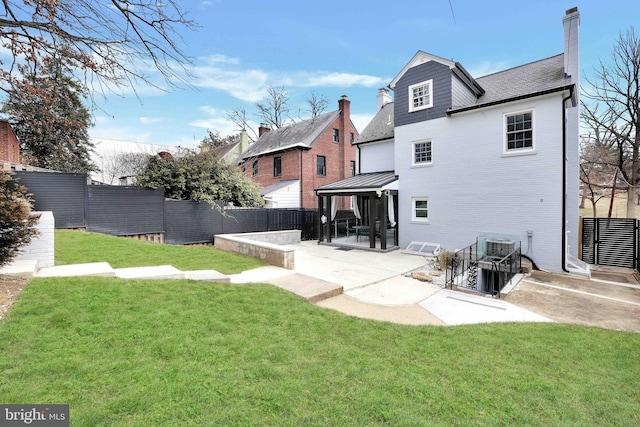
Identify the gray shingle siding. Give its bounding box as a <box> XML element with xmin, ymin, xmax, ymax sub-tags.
<box><xmin>394</xmin><ymin>61</ymin><xmax>451</xmax><ymax>127</ymax></box>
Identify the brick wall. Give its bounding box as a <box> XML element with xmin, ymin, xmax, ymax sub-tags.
<box><xmin>245</xmin><ymin>97</ymin><xmax>358</xmax><ymax>209</ymax></box>
<box><xmin>0</xmin><ymin>121</ymin><xmax>21</xmax><ymax>163</ymax></box>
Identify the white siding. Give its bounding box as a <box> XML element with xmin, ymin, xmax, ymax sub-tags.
<box><xmin>263</xmin><ymin>181</ymin><xmax>300</xmax><ymax>208</ymax></box>
<box><xmin>359</xmin><ymin>139</ymin><xmax>395</xmax><ymax>173</ymax></box>
<box><xmin>451</xmin><ymin>75</ymin><xmax>478</xmax><ymax>109</ymax></box>
<box><xmin>395</xmin><ymin>93</ymin><xmax>574</xmax><ymax>272</ymax></box>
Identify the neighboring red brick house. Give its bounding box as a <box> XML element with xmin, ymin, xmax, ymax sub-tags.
<box><xmin>239</xmin><ymin>96</ymin><xmax>357</xmax><ymax>209</ymax></box>
<box><xmin>0</xmin><ymin>120</ymin><xmax>21</xmax><ymax>165</ymax></box>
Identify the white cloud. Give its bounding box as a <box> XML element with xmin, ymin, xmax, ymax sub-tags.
<box><xmin>191</xmin><ymin>54</ymin><xmax>388</xmax><ymax>102</ymax></box>
<box><xmin>302</xmin><ymin>72</ymin><xmax>386</xmax><ymax>88</ymax></box>
<box><xmin>139</xmin><ymin>116</ymin><xmax>162</xmax><ymax>125</ymax></box>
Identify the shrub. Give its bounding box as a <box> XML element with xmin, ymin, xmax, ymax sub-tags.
<box><xmin>0</xmin><ymin>171</ymin><xmax>39</xmax><ymax>267</ymax></box>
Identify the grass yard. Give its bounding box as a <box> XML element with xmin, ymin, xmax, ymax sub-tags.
<box><xmin>54</xmin><ymin>230</ymin><xmax>267</xmax><ymax>274</ymax></box>
<box><xmin>0</xmin><ymin>277</ymin><xmax>638</xmax><ymax>426</ymax></box>
<box><xmin>579</xmin><ymin>193</ymin><xmax>640</xmax><ymax>218</ymax></box>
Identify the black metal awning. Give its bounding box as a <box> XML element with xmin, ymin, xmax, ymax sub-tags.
<box><xmin>315</xmin><ymin>171</ymin><xmax>398</xmax><ymax>195</ymax></box>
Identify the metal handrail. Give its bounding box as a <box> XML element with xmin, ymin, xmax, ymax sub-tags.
<box><xmin>445</xmin><ymin>243</ymin><xmax>521</xmax><ymax>298</ymax></box>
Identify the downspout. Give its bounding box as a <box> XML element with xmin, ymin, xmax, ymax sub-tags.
<box><xmin>561</xmin><ymin>87</ymin><xmax>574</xmax><ymax>273</ymax></box>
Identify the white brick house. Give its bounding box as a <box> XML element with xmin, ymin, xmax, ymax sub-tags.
<box><xmin>317</xmin><ymin>8</ymin><xmax>581</xmax><ymax>274</ymax></box>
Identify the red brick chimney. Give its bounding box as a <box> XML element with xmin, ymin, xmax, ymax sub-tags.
<box><xmin>258</xmin><ymin>123</ymin><xmax>271</xmax><ymax>137</ymax></box>
<box><xmin>338</xmin><ymin>95</ymin><xmax>350</xmax><ymax>179</ymax></box>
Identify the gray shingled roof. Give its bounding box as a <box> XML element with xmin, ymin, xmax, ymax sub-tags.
<box><xmin>450</xmin><ymin>54</ymin><xmax>570</xmax><ymax>113</ymax></box>
<box><xmin>242</xmin><ymin>110</ymin><xmax>340</xmax><ymax>159</ymax></box>
<box><xmin>212</xmin><ymin>140</ymin><xmax>240</xmax><ymax>160</ymax></box>
<box><xmin>315</xmin><ymin>171</ymin><xmax>397</xmax><ymax>193</ymax></box>
<box><xmin>354</xmin><ymin>102</ymin><xmax>394</xmax><ymax>145</ymax></box>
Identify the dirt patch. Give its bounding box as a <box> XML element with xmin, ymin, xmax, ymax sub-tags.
<box><xmin>504</xmin><ymin>270</ymin><xmax>640</xmax><ymax>333</ymax></box>
<box><xmin>0</xmin><ymin>275</ymin><xmax>29</xmax><ymax>320</ymax></box>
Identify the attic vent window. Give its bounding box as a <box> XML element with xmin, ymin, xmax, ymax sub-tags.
<box><xmin>408</xmin><ymin>79</ymin><xmax>433</xmax><ymax>112</ymax></box>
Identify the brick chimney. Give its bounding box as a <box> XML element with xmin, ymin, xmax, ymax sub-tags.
<box><xmin>563</xmin><ymin>7</ymin><xmax>580</xmax><ymax>105</ymax></box>
<box><xmin>239</xmin><ymin>129</ymin><xmax>249</xmax><ymax>153</ymax></box>
<box><xmin>258</xmin><ymin>123</ymin><xmax>271</xmax><ymax>137</ymax></box>
<box><xmin>376</xmin><ymin>88</ymin><xmax>392</xmax><ymax>110</ymax></box>
<box><xmin>563</xmin><ymin>7</ymin><xmax>580</xmax><ymax>78</ymax></box>
<box><xmin>338</xmin><ymin>95</ymin><xmax>351</xmax><ymax>179</ymax></box>
<box><xmin>338</xmin><ymin>95</ymin><xmax>350</xmax><ymax>143</ymax></box>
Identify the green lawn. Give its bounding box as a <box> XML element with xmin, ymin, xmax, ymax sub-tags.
<box><xmin>54</xmin><ymin>230</ymin><xmax>266</xmax><ymax>274</ymax></box>
<box><xmin>0</xmin><ymin>231</ymin><xmax>638</xmax><ymax>425</ymax></box>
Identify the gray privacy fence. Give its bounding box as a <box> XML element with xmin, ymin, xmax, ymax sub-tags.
<box><xmin>12</xmin><ymin>171</ymin><xmax>322</xmax><ymax>244</ymax></box>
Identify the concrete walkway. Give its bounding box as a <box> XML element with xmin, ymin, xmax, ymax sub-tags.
<box><xmin>0</xmin><ymin>240</ymin><xmax>557</xmax><ymax>326</ymax></box>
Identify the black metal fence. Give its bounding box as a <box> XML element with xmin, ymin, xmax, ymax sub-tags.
<box><xmin>12</xmin><ymin>171</ymin><xmax>323</xmax><ymax>244</ymax></box>
<box><xmin>581</xmin><ymin>217</ymin><xmax>638</xmax><ymax>270</ymax></box>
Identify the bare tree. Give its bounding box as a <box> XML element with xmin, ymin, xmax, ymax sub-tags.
<box><xmin>97</xmin><ymin>151</ymin><xmax>151</xmax><ymax>184</ymax></box>
<box><xmin>304</xmin><ymin>90</ymin><xmax>329</xmax><ymax>118</ymax></box>
<box><xmin>579</xmin><ymin>132</ymin><xmax>623</xmax><ymax>216</ymax></box>
<box><xmin>256</xmin><ymin>86</ymin><xmax>292</xmax><ymax>129</ymax></box>
<box><xmin>582</xmin><ymin>27</ymin><xmax>640</xmax><ymax>217</ymax></box>
<box><xmin>226</xmin><ymin>107</ymin><xmax>258</xmax><ymax>142</ymax></box>
<box><xmin>0</xmin><ymin>0</ymin><xmax>196</xmax><ymax>96</ymax></box>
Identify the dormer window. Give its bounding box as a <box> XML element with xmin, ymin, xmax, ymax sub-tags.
<box><xmin>408</xmin><ymin>80</ymin><xmax>433</xmax><ymax>112</ymax></box>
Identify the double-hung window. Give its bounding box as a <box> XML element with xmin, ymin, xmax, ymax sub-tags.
<box><xmin>505</xmin><ymin>110</ymin><xmax>534</xmax><ymax>151</ymax></box>
<box><xmin>412</xmin><ymin>197</ymin><xmax>429</xmax><ymax>222</ymax></box>
<box><xmin>412</xmin><ymin>140</ymin><xmax>432</xmax><ymax>166</ymax></box>
<box><xmin>273</xmin><ymin>156</ymin><xmax>282</xmax><ymax>177</ymax></box>
<box><xmin>252</xmin><ymin>160</ymin><xmax>258</xmax><ymax>177</ymax></box>
<box><xmin>408</xmin><ymin>80</ymin><xmax>433</xmax><ymax>112</ymax></box>
<box><xmin>333</xmin><ymin>128</ymin><xmax>340</xmax><ymax>143</ymax></box>
<box><xmin>317</xmin><ymin>155</ymin><xmax>326</xmax><ymax>176</ymax></box>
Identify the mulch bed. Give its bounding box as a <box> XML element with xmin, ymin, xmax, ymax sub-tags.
<box><xmin>0</xmin><ymin>275</ymin><xmax>29</xmax><ymax>320</ymax></box>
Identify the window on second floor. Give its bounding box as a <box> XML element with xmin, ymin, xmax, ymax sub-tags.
<box><xmin>317</xmin><ymin>155</ymin><xmax>326</xmax><ymax>176</ymax></box>
<box><xmin>505</xmin><ymin>110</ymin><xmax>534</xmax><ymax>152</ymax></box>
<box><xmin>273</xmin><ymin>156</ymin><xmax>282</xmax><ymax>177</ymax></box>
<box><xmin>412</xmin><ymin>140</ymin><xmax>432</xmax><ymax>166</ymax></box>
<box><xmin>252</xmin><ymin>160</ymin><xmax>258</xmax><ymax>177</ymax></box>
<box><xmin>350</xmin><ymin>160</ymin><xmax>356</xmax><ymax>177</ymax></box>
<box><xmin>333</xmin><ymin>128</ymin><xmax>340</xmax><ymax>143</ymax></box>
<box><xmin>408</xmin><ymin>79</ymin><xmax>433</xmax><ymax>112</ymax></box>
<box><xmin>350</xmin><ymin>132</ymin><xmax>355</xmax><ymax>143</ymax></box>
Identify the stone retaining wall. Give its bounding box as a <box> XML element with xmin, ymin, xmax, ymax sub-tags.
<box><xmin>214</xmin><ymin>230</ymin><xmax>300</xmax><ymax>270</ymax></box>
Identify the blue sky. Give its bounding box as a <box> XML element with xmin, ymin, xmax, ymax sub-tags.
<box><xmin>90</xmin><ymin>0</ymin><xmax>640</xmax><ymax>147</ymax></box>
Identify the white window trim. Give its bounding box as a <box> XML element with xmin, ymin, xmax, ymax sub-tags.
<box><xmin>412</xmin><ymin>139</ymin><xmax>433</xmax><ymax>167</ymax></box>
<box><xmin>503</xmin><ymin>109</ymin><xmax>535</xmax><ymax>155</ymax></box>
<box><xmin>408</xmin><ymin>79</ymin><xmax>433</xmax><ymax>112</ymax></box>
<box><xmin>411</xmin><ymin>197</ymin><xmax>429</xmax><ymax>223</ymax></box>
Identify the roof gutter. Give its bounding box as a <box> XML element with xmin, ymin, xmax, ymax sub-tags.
<box><xmin>447</xmin><ymin>85</ymin><xmax>574</xmax><ymax>116</ymax></box>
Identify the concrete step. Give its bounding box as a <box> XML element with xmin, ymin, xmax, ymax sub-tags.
<box><xmin>115</xmin><ymin>265</ymin><xmax>184</xmax><ymax>280</ymax></box>
<box><xmin>266</xmin><ymin>273</ymin><xmax>343</xmax><ymax>303</ymax></box>
<box><xmin>183</xmin><ymin>270</ymin><xmax>230</xmax><ymax>282</ymax></box>
<box><xmin>36</xmin><ymin>262</ymin><xmax>115</xmax><ymax>278</ymax></box>
<box><xmin>0</xmin><ymin>259</ymin><xmax>38</xmax><ymax>278</ymax></box>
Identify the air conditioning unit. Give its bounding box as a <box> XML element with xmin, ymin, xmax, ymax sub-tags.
<box><xmin>485</xmin><ymin>239</ymin><xmax>515</xmax><ymax>259</ymax></box>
